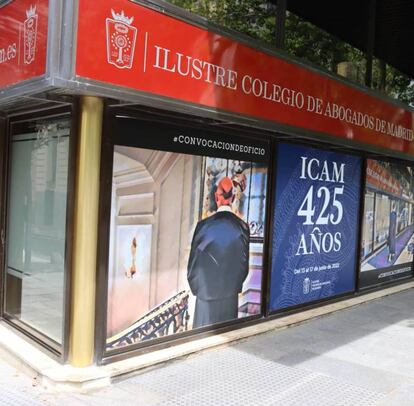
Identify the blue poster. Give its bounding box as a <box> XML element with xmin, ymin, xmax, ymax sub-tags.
<box><xmin>269</xmin><ymin>143</ymin><xmax>362</xmax><ymax>311</ymax></box>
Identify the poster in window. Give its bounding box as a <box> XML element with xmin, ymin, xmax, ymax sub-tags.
<box><xmin>359</xmin><ymin>159</ymin><xmax>414</xmax><ymax>288</ymax></box>
<box><xmin>105</xmin><ymin>120</ymin><xmax>269</xmax><ymax>351</ymax></box>
<box><xmin>269</xmin><ymin>143</ymin><xmax>361</xmax><ymax>311</ymax></box>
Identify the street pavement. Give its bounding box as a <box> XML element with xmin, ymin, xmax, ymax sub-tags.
<box><xmin>1</xmin><ymin>288</ymin><xmax>414</xmax><ymax>405</ymax></box>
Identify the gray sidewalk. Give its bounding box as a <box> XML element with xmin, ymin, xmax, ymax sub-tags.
<box><xmin>1</xmin><ymin>289</ymin><xmax>414</xmax><ymax>405</ymax></box>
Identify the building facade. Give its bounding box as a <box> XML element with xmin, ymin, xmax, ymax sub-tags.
<box><xmin>0</xmin><ymin>0</ymin><xmax>413</xmax><ymax>373</ymax></box>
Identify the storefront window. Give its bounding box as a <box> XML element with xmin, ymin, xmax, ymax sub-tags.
<box><xmin>359</xmin><ymin>159</ymin><xmax>414</xmax><ymax>288</ymax></box>
<box><xmin>269</xmin><ymin>144</ymin><xmax>362</xmax><ymax>311</ymax></box>
<box><xmin>105</xmin><ymin>119</ymin><xmax>269</xmax><ymax>351</ymax></box>
<box><xmin>4</xmin><ymin>116</ymin><xmax>70</xmax><ymax>344</ymax></box>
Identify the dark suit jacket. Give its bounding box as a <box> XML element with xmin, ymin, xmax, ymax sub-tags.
<box><xmin>187</xmin><ymin>210</ymin><xmax>250</xmax><ymax>301</ymax></box>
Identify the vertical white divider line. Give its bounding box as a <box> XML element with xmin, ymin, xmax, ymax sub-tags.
<box><xmin>143</xmin><ymin>32</ymin><xmax>148</xmax><ymax>72</ymax></box>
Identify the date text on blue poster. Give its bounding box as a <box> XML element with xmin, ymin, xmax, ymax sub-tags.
<box><xmin>269</xmin><ymin>144</ymin><xmax>361</xmax><ymax>311</ymax></box>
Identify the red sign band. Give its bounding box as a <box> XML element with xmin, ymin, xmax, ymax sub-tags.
<box><xmin>76</xmin><ymin>0</ymin><xmax>414</xmax><ymax>155</ymax></box>
<box><xmin>0</xmin><ymin>0</ymin><xmax>48</xmax><ymax>88</ymax></box>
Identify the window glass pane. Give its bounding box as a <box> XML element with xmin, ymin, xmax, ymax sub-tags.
<box><xmin>105</xmin><ymin>121</ymin><xmax>269</xmax><ymax>351</ymax></box>
<box><xmin>269</xmin><ymin>143</ymin><xmax>362</xmax><ymax>311</ymax></box>
<box><xmin>360</xmin><ymin>159</ymin><xmax>414</xmax><ymax>288</ymax></box>
<box><xmin>4</xmin><ymin>117</ymin><xmax>70</xmax><ymax>344</ymax></box>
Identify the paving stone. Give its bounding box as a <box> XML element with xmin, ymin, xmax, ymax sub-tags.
<box><xmin>1</xmin><ymin>289</ymin><xmax>414</xmax><ymax>405</ymax></box>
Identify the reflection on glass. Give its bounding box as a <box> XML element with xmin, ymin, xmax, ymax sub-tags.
<box><xmin>4</xmin><ymin>117</ymin><xmax>70</xmax><ymax>344</ymax></box>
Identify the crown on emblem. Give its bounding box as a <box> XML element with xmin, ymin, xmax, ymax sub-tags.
<box><xmin>111</xmin><ymin>9</ymin><xmax>134</xmax><ymax>25</ymax></box>
<box><xmin>26</xmin><ymin>5</ymin><xmax>36</xmax><ymax>19</ymax></box>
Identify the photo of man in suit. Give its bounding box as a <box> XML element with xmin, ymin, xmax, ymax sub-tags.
<box><xmin>187</xmin><ymin>176</ymin><xmax>250</xmax><ymax>329</ymax></box>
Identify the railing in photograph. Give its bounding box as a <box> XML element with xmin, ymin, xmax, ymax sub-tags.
<box><xmin>106</xmin><ymin>290</ymin><xmax>190</xmax><ymax>350</ymax></box>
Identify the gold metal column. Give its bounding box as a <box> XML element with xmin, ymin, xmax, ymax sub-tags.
<box><xmin>69</xmin><ymin>96</ymin><xmax>104</xmax><ymax>367</ymax></box>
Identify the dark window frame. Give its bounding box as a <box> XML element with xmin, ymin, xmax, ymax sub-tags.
<box><xmin>94</xmin><ymin>105</ymin><xmax>274</xmax><ymax>364</ymax></box>
<box><xmin>94</xmin><ymin>104</ymin><xmax>414</xmax><ymax>365</ymax></box>
<box><xmin>0</xmin><ymin>104</ymin><xmax>78</xmax><ymax>362</ymax></box>
<box><xmin>266</xmin><ymin>138</ymin><xmax>414</xmax><ymax>315</ymax></box>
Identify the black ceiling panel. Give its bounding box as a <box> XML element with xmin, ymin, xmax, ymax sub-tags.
<box><xmin>270</xmin><ymin>0</ymin><xmax>414</xmax><ymax>78</ymax></box>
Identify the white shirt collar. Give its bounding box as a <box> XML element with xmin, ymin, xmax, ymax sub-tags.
<box><xmin>216</xmin><ymin>205</ymin><xmax>233</xmax><ymax>213</ymax></box>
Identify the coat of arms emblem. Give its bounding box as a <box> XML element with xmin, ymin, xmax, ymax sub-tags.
<box><xmin>106</xmin><ymin>9</ymin><xmax>137</xmax><ymax>69</ymax></box>
<box><xmin>24</xmin><ymin>5</ymin><xmax>38</xmax><ymax>65</ymax></box>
